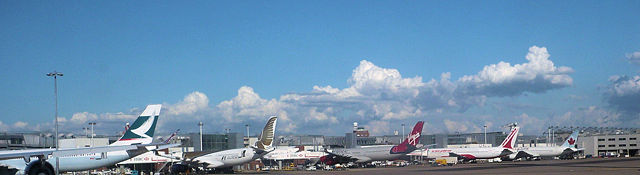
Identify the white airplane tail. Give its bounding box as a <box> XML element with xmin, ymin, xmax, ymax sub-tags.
<box><xmin>111</xmin><ymin>104</ymin><xmax>162</xmax><ymax>146</ymax></box>
<box><xmin>561</xmin><ymin>130</ymin><xmax>580</xmax><ymax>148</ymax></box>
<box><xmin>255</xmin><ymin>116</ymin><xmax>278</xmax><ymax>150</ymax></box>
<box><xmin>500</xmin><ymin>126</ymin><xmax>520</xmax><ymax>149</ymax></box>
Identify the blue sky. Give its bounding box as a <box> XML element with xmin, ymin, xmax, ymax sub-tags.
<box><xmin>1</xmin><ymin>1</ymin><xmax>639</xmax><ymax>136</ymax></box>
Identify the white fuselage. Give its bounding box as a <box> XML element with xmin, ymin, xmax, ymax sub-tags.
<box><xmin>262</xmin><ymin>147</ymin><xmax>326</xmax><ymax>160</ymax></box>
<box><xmin>0</xmin><ymin>148</ymin><xmax>146</xmax><ymax>174</ymax></box>
<box><xmin>193</xmin><ymin>148</ymin><xmax>263</xmax><ymax>168</ymax></box>
<box><xmin>331</xmin><ymin>145</ymin><xmax>403</xmax><ymax>163</ymax></box>
<box><xmin>411</xmin><ymin>147</ymin><xmax>507</xmax><ymax>160</ymax></box>
<box><xmin>514</xmin><ymin>146</ymin><xmax>566</xmax><ymax>157</ymax></box>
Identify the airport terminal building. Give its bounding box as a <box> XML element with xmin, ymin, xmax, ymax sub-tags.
<box><xmin>580</xmin><ymin>133</ymin><xmax>640</xmax><ymax>157</ymax></box>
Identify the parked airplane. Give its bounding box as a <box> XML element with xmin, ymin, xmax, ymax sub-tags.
<box><xmin>172</xmin><ymin>116</ymin><xmax>278</xmax><ymax>174</ymax></box>
<box><xmin>504</xmin><ymin>130</ymin><xmax>581</xmax><ymax>160</ymax></box>
<box><xmin>262</xmin><ymin>146</ymin><xmax>327</xmax><ymax>165</ymax></box>
<box><xmin>408</xmin><ymin>126</ymin><xmax>520</xmax><ymax>161</ymax></box>
<box><xmin>320</xmin><ymin>121</ymin><xmax>424</xmax><ymax>165</ymax></box>
<box><xmin>0</xmin><ymin>104</ymin><xmax>177</xmax><ymax>175</ymax></box>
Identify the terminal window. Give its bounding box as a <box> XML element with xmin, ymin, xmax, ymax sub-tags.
<box><xmin>631</xmin><ymin>144</ymin><xmax>637</xmax><ymax>147</ymax></box>
<box><xmin>619</xmin><ymin>144</ymin><xmax>626</xmax><ymax>147</ymax></box>
<box><xmin>598</xmin><ymin>138</ymin><xmax>605</xmax><ymax>141</ymax></box>
<box><xmin>608</xmin><ymin>144</ymin><xmax>615</xmax><ymax>147</ymax></box>
<box><xmin>598</xmin><ymin>145</ymin><xmax>605</xmax><ymax>148</ymax></box>
<box><xmin>608</xmin><ymin>138</ymin><xmax>615</xmax><ymax>141</ymax></box>
<box><xmin>630</xmin><ymin>138</ymin><xmax>637</xmax><ymax>140</ymax></box>
<box><xmin>619</xmin><ymin>138</ymin><xmax>626</xmax><ymax>141</ymax></box>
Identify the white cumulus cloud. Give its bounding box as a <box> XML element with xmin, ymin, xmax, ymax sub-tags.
<box><xmin>457</xmin><ymin>46</ymin><xmax>573</xmax><ymax>97</ymax></box>
<box><xmin>166</xmin><ymin>91</ymin><xmax>209</xmax><ymax>116</ymax></box>
<box><xmin>9</xmin><ymin>46</ymin><xmax>581</xmax><ymax>135</ymax></box>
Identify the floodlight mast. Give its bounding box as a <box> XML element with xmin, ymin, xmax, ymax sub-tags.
<box><xmin>46</xmin><ymin>71</ymin><xmax>63</xmax><ymax>175</ymax></box>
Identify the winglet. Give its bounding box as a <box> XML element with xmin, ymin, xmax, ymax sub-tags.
<box><xmin>500</xmin><ymin>126</ymin><xmax>520</xmax><ymax>149</ymax></box>
<box><xmin>255</xmin><ymin>116</ymin><xmax>278</xmax><ymax>150</ymax></box>
<box><xmin>390</xmin><ymin>121</ymin><xmax>424</xmax><ymax>154</ymax></box>
<box><xmin>561</xmin><ymin>130</ymin><xmax>580</xmax><ymax>148</ymax></box>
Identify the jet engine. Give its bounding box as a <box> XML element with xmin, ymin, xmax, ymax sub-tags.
<box><xmin>24</xmin><ymin>160</ymin><xmax>55</xmax><ymax>175</ymax></box>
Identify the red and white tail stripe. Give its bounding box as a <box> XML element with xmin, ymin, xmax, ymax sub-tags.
<box><xmin>390</xmin><ymin>121</ymin><xmax>424</xmax><ymax>154</ymax></box>
<box><xmin>500</xmin><ymin>126</ymin><xmax>520</xmax><ymax>149</ymax></box>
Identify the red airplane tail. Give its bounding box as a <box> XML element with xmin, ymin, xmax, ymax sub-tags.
<box><xmin>390</xmin><ymin>121</ymin><xmax>424</xmax><ymax>154</ymax></box>
<box><xmin>500</xmin><ymin>126</ymin><xmax>520</xmax><ymax>149</ymax></box>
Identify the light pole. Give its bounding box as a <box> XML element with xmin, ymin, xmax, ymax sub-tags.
<box><xmin>46</xmin><ymin>71</ymin><xmax>62</xmax><ymax>175</ymax></box>
<box><xmin>402</xmin><ymin>124</ymin><xmax>405</xmax><ymax>142</ymax></box>
<box><xmin>548</xmin><ymin>127</ymin><xmax>551</xmax><ymax>147</ymax></box>
<box><xmin>484</xmin><ymin>125</ymin><xmax>487</xmax><ymax>145</ymax></box>
<box><xmin>89</xmin><ymin>122</ymin><xmax>96</xmax><ymax>147</ymax></box>
<box><xmin>551</xmin><ymin>127</ymin><xmax>555</xmax><ymax>146</ymax></box>
<box><xmin>245</xmin><ymin>124</ymin><xmax>250</xmax><ymax>147</ymax></box>
<box><xmin>198</xmin><ymin>122</ymin><xmax>203</xmax><ymax>151</ymax></box>
<box><xmin>244</xmin><ymin>124</ymin><xmax>250</xmax><ymax>171</ymax></box>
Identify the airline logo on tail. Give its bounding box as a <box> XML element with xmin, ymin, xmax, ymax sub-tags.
<box><xmin>561</xmin><ymin>130</ymin><xmax>580</xmax><ymax>148</ymax></box>
<box><xmin>408</xmin><ymin>131</ymin><xmax>420</xmax><ymax>146</ymax></box>
<box><xmin>500</xmin><ymin>126</ymin><xmax>520</xmax><ymax>149</ymax></box>
<box><xmin>112</xmin><ymin>104</ymin><xmax>161</xmax><ymax>146</ymax></box>
<box><xmin>567</xmin><ymin>138</ymin><xmax>575</xmax><ymax>145</ymax></box>
<box><xmin>390</xmin><ymin>121</ymin><xmax>424</xmax><ymax>154</ymax></box>
<box><xmin>127</xmin><ymin>116</ymin><xmax>157</xmax><ymax>139</ymax></box>
<box><xmin>255</xmin><ymin>116</ymin><xmax>278</xmax><ymax>150</ymax></box>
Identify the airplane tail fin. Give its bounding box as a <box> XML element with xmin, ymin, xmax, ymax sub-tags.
<box><xmin>561</xmin><ymin>130</ymin><xmax>579</xmax><ymax>148</ymax></box>
<box><xmin>111</xmin><ymin>104</ymin><xmax>162</xmax><ymax>146</ymax></box>
<box><xmin>390</xmin><ymin>121</ymin><xmax>424</xmax><ymax>154</ymax></box>
<box><xmin>255</xmin><ymin>116</ymin><xmax>278</xmax><ymax>150</ymax></box>
<box><xmin>500</xmin><ymin>126</ymin><xmax>520</xmax><ymax>149</ymax></box>
<box><xmin>163</xmin><ymin>129</ymin><xmax>180</xmax><ymax>144</ymax></box>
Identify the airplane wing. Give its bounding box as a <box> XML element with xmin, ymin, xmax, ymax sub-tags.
<box><xmin>0</xmin><ymin>145</ymin><xmax>137</xmax><ymax>161</ymax></box>
<box><xmin>499</xmin><ymin>149</ymin><xmax>515</xmax><ymax>157</ymax></box>
<box><xmin>0</xmin><ymin>148</ymin><xmax>56</xmax><ymax>161</ymax></box>
<box><xmin>0</xmin><ymin>143</ymin><xmax>177</xmax><ymax>161</ymax></box>
<box><xmin>202</xmin><ymin>160</ymin><xmax>225</xmax><ymax>168</ymax></box>
<box><xmin>561</xmin><ymin>147</ymin><xmax>582</xmax><ymax>155</ymax></box>
<box><xmin>448</xmin><ymin>152</ymin><xmax>476</xmax><ymax>160</ymax></box>
<box><xmin>52</xmin><ymin>145</ymin><xmax>138</xmax><ymax>158</ymax></box>
<box><xmin>148</xmin><ymin>143</ymin><xmax>181</xmax><ymax>151</ymax></box>
<box><xmin>352</xmin><ymin>156</ymin><xmax>371</xmax><ymax>163</ymax></box>
<box><xmin>323</xmin><ymin>150</ymin><xmax>363</xmax><ymax>163</ymax></box>
<box><xmin>331</xmin><ymin>153</ymin><xmax>370</xmax><ymax>163</ymax></box>
<box><xmin>514</xmin><ymin>150</ymin><xmax>539</xmax><ymax>159</ymax></box>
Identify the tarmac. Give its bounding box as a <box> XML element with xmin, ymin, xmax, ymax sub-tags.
<box><xmin>256</xmin><ymin>157</ymin><xmax>640</xmax><ymax>175</ymax></box>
